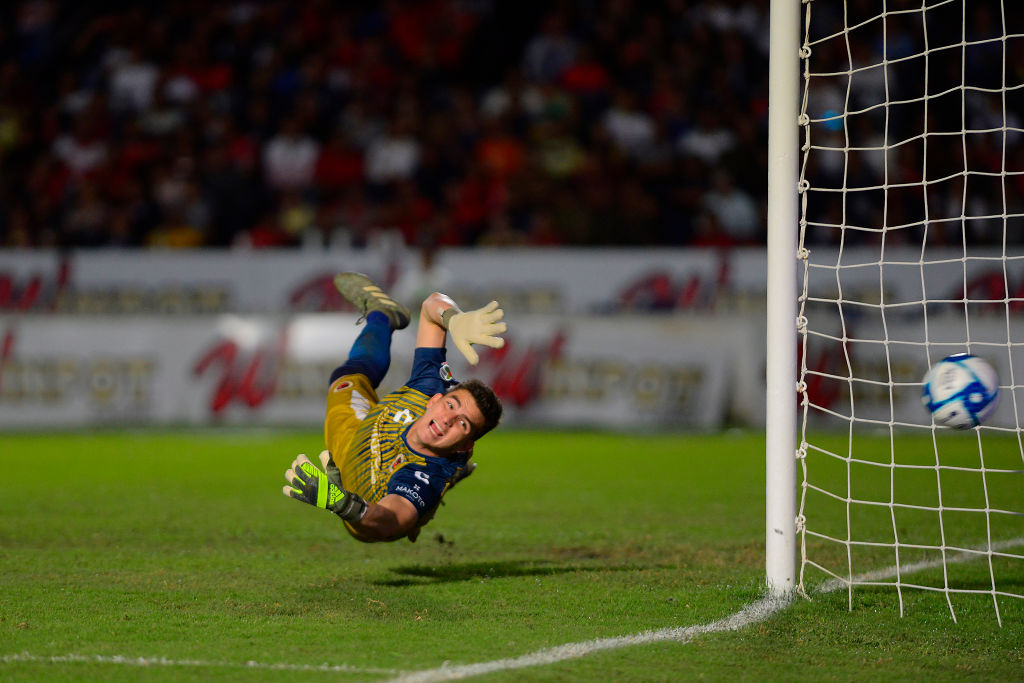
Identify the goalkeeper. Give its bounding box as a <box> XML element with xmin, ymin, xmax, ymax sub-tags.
<box><xmin>282</xmin><ymin>272</ymin><xmax>505</xmax><ymax>542</ymax></box>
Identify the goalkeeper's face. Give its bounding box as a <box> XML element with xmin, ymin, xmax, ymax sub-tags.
<box><xmin>412</xmin><ymin>389</ymin><xmax>484</xmax><ymax>454</ymax></box>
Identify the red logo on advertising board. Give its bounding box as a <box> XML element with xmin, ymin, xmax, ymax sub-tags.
<box><xmin>0</xmin><ymin>259</ymin><xmax>70</xmax><ymax>312</ymax></box>
<box><xmin>192</xmin><ymin>333</ymin><xmax>287</xmax><ymax>414</ymax></box>
<box><xmin>478</xmin><ymin>330</ymin><xmax>567</xmax><ymax>408</ymax></box>
<box><xmin>616</xmin><ymin>256</ymin><xmax>731</xmax><ymax>312</ymax></box>
<box><xmin>0</xmin><ymin>329</ymin><xmax>13</xmax><ymax>392</ymax></box>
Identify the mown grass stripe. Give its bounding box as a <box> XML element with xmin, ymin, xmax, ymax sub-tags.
<box><xmin>385</xmin><ymin>596</ymin><xmax>791</xmax><ymax>683</ymax></box>
<box><xmin>0</xmin><ymin>652</ymin><xmax>401</xmax><ymax>675</ymax></box>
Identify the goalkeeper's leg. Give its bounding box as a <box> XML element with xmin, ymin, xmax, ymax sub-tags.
<box><xmin>321</xmin><ymin>373</ymin><xmax>379</xmax><ymax>544</ymax></box>
<box><xmin>319</xmin><ymin>273</ymin><xmax>408</xmax><ymax>541</ymax></box>
<box><xmin>330</xmin><ymin>273</ymin><xmax>410</xmax><ymax>390</ymax></box>
<box><xmin>328</xmin><ymin>306</ymin><xmax>396</xmax><ymax>390</ymax></box>
<box><xmin>323</xmin><ymin>315</ymin><xmax>390</xmax><ymax>491</ymax></box>
<box><xmin>323</xmin><ymin>310</ymin><xmax>389</xmax><ymax>466</ymax></box>
<box><xmin>322</xmin><ymin>313</ymin><xmax>390</xmax><ymax>511</ymax></box>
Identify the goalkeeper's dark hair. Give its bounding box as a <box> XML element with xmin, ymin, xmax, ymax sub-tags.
<box><xmin>448</xmin><ymin>379</ymin><xmax>502</xmax><ymax>438</ymax></box>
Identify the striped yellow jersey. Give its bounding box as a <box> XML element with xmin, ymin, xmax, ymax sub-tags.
<box><xmin>327</xmin><ymin>347</ymin><xmax>470</xmax><ymax>522</ymax></box>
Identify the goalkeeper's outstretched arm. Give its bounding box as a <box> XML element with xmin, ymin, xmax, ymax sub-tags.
<box><xmin>283</xmin><ymin>451</ymin><xmax>419</xmax><ymax>542</ymax></box>
<box><xmin>352</xmin><ymin>495</ymin><xmax>419</xmax><ymax>541</ymax></box>
<box><xmin>418</xmin><ymin>292</ymin><xmax>506</xmax><ymax>365</ymax></box>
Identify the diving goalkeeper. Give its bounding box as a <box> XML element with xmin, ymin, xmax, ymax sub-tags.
<box><xmin>282</xmin><ymin>272</ymin><xmax>505</xmax><ymax>542</ymax></box>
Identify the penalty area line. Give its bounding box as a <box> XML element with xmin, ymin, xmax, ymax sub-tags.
<box><xmin>0</xmin><ymin>652</ymin><xmax>401</xmax><ymax>676</ymax></box>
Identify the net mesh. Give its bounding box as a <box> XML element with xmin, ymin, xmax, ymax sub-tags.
<box><xmin>795</xmin><ymin>0</ymin><xmax>1024</xmax><ymax>623</ymax></box>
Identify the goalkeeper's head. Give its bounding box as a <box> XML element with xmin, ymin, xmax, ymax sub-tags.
<box><xmin>411</xmin><ymin>379</ymin><xmax>503</xmax><ymax>455</ymax></box>
<box><xmin>450</xmin><ymin>379</ymin><xmax>502</xmax><ymax>439</ymax></box>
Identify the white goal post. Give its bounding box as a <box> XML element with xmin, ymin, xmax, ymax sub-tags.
<box><xmin>765</xmin><ymin>0</ymin><xmax>801</xmax><ymax>597</ymax></box>
<box><xmin>767</xmin><ymin>0</ymin><xmax>1024</xmax><ymax>622</ymax></box>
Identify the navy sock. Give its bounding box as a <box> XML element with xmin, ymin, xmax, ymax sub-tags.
<box><xmin>329</xmin><ymin>311</ymin><xmax>393</xmax><ymax>388</ymax></box>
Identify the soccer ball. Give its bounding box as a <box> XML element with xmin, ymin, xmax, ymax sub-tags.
<box><xmin>921</xmin><ymin>354</ymin><xmax>999</xmax><ymax>429</ymax></box>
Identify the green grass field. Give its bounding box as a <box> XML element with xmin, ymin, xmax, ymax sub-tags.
<box><xmin>1</xmin><ymin>429</ymin><xmax>1022</xmax><ymax>681</ymax></box>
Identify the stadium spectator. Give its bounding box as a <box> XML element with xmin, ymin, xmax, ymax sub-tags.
<box><xmin>314</xmin><ymin>127</ymin><xmax>365</xmax><ymax>195</ymax></box>
<box><xmin>386</xmin><ymin>179</ymin><xmax>436</xmax><ymax>246</ymax></box>
<box><xmin>262</xmin><ymin>114</ymin><xmax>320</xmax><ymax>191</ymax></box>
<box><xmin>521</xmin><ymin>12</ymin><xmax>577</xmax><ymax>84</ymax></box>
<box><xmin>676</xmin><ymin>106</ymin><xmax>737</xmax><ymax>167</ymax></box>
<box><xmin>475</xmin><ymin>114</ymin><xmax>527</xmax><ymax>182</ymax></box>
<box><xmin>533</xmin><ymin>118</ymin><xmax>586</xmax><ymax>180</ymax></box>
<box><xmin>480</xmin><ymin>67</ymin><xmax>544</xmax><ymax>122</ymax></box>
<box><xmin>702</xmin><ymin>170</ymin><xmax>760</xmax><ymax>245</ymax></box>
<box><xmin>364</xmin><ymin>113</ymin><xmax>421</xmax><ymax>188</ymax></box>
<box><xmin>107</xmin><ymin>44</ymin><xmax>160</xmax><ymax>114</ymax></box>
<box><xmin>2</xmin><ymin>0</ymin><xmax>1013</xmax><ymax>250</ymax></box>
<box><xmin>63</xmin><ymin>179</ymin><xmax>108</xmax><ymax>247</ymax></box>
<box><xmin>601</xmin><ymin>88</ymin><xmax>656</xmax><ymax>161</ymax></box>
<box><xmin>52</xmin><ymin>114</ymin><xmax>107</xmax><ymax>180</ymax></box>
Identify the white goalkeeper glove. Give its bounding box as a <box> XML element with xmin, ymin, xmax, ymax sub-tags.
<box><xmin>441</xmin><ymin>301</ymin><xmax>506</xmax><ymax>365</ymax></box>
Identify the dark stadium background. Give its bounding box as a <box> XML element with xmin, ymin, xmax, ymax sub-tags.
<box><xmin>0</xmin><ymin>0</ymin><xmax>773</xmax><ymax>250</ymax></box>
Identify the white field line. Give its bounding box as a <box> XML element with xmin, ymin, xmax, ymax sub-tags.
<box><xmin>6</xmin><ymin>538</ymin><xmax>1022</xmax><ymax>681</ymax></box>
<box><xmin>0</xmin><ymin>652</ymin><xmax>400</xmax><ymax>676</ymax></box>
<box><xmin>388</xmin><ymin>536</ymin><xmax>1024</xmax><ymax>683</ymax></box>
<box><xmin>386</xmin><ymin>595</ymin><xmax>793</xmax><ymax>683</ymax></box>
<box><xmin>814</xmin><ymin>536</ymin><xmax>1024</xmax><ymax>594</ymax></box>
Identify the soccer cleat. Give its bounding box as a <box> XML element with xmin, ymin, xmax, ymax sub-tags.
<box><xmin>333</xmin><ymin>272</ymin><xmax>410</xmax><ymax>330</ymax></box>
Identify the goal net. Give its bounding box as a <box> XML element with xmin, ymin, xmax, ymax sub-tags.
<box><xmin>793</xmin><ymin>0</ymin><xmax>1024</xmax><ymax>623</ymax></box>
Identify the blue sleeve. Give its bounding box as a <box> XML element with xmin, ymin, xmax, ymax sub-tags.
<box><xmin>387</xmin><ymin>464</ymin><xmax>446</xmax><ymax>517</ymax></box>
<box><xmin>406</xmin><ymin>347</ymin><xmax>452</xmax><ymax>395</ymax></box>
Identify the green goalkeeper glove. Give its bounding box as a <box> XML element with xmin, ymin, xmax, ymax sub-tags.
<box><xmin>441</xmin><ymin>300</ymin><xmax>507</xmax><ymax>365</ymax></box>
<box><xmin>283</xmin><ymin>450</ymin><xmax>367</xmax><ymax>522</ymax></box>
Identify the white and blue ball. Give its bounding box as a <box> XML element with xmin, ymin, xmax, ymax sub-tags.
<box><xmin>921</xmin><ymin>354</ymin><xmax>1000</xmax><ymax>429</ymax></box>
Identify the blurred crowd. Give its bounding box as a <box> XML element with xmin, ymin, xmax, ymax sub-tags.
<box><xmin>801</xmin><ymin>1</ymin><xmax>1024</xmax><ymax>249</ymax></box>
<box><xmin>0</xmin><ymin>1</ymin><xmax>1016</xmax><ymax>251</ymax></box>
<box><xmin>0</xmin><ymin>0</ymin><xmax>773</xmax><ymax>249</ymax></box>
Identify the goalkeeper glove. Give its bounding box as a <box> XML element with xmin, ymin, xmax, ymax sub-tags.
<box><xmin>441</xmin><ymin>300</ymin><xmax>507</xmax><ymax>365</ymax></box>
<box><xmin>282</xmin><ymin>450</ymin><xmax>367</xmax><ymax>522</ymax></box>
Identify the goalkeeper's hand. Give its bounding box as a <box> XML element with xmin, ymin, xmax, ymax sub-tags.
<box><xmin>282</xmin><ymin>450</ymin><xmax>367</xmax><ymax>522</ymax></box>
<box><xmin>443</xmin><ymin>300</ymin><xmax>507</xmax><ymax>365</ymax></box>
